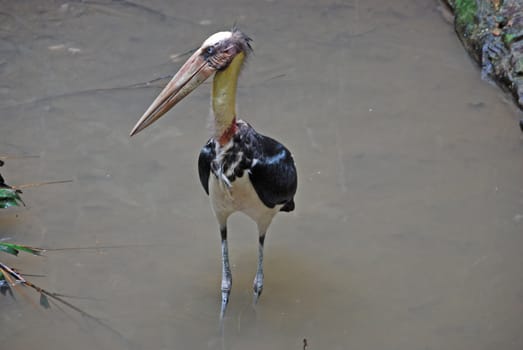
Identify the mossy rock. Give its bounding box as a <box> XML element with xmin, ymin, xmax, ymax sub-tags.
<box><xmin>444</xmin><ymin>0</ymin><xmax>523</xmax><ymax>112</ymax></box>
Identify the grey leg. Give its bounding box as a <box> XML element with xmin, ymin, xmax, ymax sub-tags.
<box><xmin>220</xmin><ymin>225</ymin><xmax>232</xmax><ymax>318</ymax></box>
<box><xmin>253</xmin><ymin>233</ymin><xmax>265</xmax><ymax>303</ymax></box>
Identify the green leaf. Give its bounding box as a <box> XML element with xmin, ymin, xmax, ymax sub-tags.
<box><xmin>0</xmin><ymin>187</ymin><xmax>24</xmax><ymax>208</ymax></box>
<box><xmin>504</xmin><ymin>33</ymin><xmax>516</xmax><ymax>45</ymax></box>
<box><xmin>0</xmin><ymin>243</ymin><xmax>44</xmax><ymax>256</ymax></box>
<box><xmin>0</xmin><ymin>187</ymin><xmax>17</xmax><ymax>198</ymax></box>
<box><xmin>454</xmin><ymin>0</ymin><xmax>477</xmax><ymax>28</ymax></box>
<box><xmin>0</xmin><ymin>243</ymin><xmax>19</xmax><ymax>256</ymax></box>
<box><xmin>13</xmin><ymin>244</ymin><xmax>44</xmax><ymax>256</ymax></box>
<box><xmin>0</xmin><ymin>199</ymin><xmax>20</xmax><ymax>208</ymax></box>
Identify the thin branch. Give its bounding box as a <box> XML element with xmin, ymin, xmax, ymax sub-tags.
<box><xmin>0</xmin><ymin>261</ymin><xmax>125</xmax><ymax>340</ymax></box>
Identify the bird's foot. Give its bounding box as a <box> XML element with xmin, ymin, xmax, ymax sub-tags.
<box><xmin>253</xmin><ymin>273</ymin><xmax>263</xmax><ymax>304</ymax></box>
<box><xmin>220</xmin><ymin>291</ymin><xmax>230</xmax><ymax>319</ymax></box>
<box><xmin>220</xmin><ymin>278</ymin><xmax>232</xmax><ymax>319</ymax></box>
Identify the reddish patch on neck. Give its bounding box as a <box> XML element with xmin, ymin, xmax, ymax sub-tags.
<box><xmin>218</xmin><ymin>118</ymin><xmax>238</xmax><ymax>146</ymax></box>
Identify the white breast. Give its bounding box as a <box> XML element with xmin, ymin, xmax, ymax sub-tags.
<box><xmin>208</xmin><ymin>173</ymin><xmax>280</xmax><ymax>230</ymax></box>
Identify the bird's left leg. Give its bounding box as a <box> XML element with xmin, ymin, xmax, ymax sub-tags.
<box><xmin>253</xmin><ymin>211</ymin><xmax>278</xmax><ymax>303</ymax></box>
<box><xmin>253</xmin><ymin>232</ymin><xmax>265</xmax><ymax>303</ymax></box>
<box><xmin>220</xmin><ymin>224</ymin><xmax>232</xmax><ymax>318</ymax></box>
<box><xmin>253</xmin><ymin>214</ymin><xmax>274</xmax><ymax>303</ymax></box>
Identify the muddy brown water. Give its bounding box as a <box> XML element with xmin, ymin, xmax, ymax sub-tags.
<box><xmin>1</xmin><ymin>1</ymin><xmax>522</xmax><ymax>349</ymax></box>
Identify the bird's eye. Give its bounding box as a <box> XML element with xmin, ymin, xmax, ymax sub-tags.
<box><xmin>205</xmin><ymin>46</ymin><xmax>215</xmax><ymax>55</ymax></box>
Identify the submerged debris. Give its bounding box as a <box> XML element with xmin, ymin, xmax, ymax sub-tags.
<box><xmin>0</xmin><ymin>258</ymin><xmax>99</xmax><ymax>319</ymax></box>
<box><xmin>0</xmin><ymin>158</ymin><xmax>125</xmax><ymax>341</ymax></box>
<box><xmin>0</xmin><ymin>239</ymin><xmax>127</xmax><ymax>339</ymax></box>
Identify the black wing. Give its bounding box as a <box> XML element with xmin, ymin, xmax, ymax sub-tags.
<box><xmin>248</xmin><ymin>133</ymin><xmax>297</xmax><ymax>212</ymax></box>
<box><xmin>198</xmin><ymin>140</ymin><xmax>215</xmax><ymax>195</ymax></box>
<box><xmin>197</xmin><ymin>123</ymin><xmax>297</xmax><ymax>212</ymax></box>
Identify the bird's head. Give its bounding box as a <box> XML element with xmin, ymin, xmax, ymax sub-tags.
<box><xmin>130</xmin><ymin>29</ymin><xmax>252</xmax><ymax>137</ymax></box>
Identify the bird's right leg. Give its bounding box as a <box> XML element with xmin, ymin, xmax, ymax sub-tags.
<box><xmin>220</xmin><ymin>224</ymin><xmax>232</xmax><ymax>318</ymax></box>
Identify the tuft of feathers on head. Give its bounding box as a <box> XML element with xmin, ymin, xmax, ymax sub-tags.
<box><xmin>230</xmin><ymin>26</ymin><xmax>253</xmax><ymax>56</ymax></box>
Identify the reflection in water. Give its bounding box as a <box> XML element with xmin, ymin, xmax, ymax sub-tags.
<box><xmin>1</xmin><ymin>1</ymin><xmax>522</xmax><ymax>349</ymax></box>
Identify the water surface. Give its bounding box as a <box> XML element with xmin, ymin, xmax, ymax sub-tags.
<box><xmin>1</xmin><ymin>1</ymin><xmax>522</xmax><ymax>349</ymax></box>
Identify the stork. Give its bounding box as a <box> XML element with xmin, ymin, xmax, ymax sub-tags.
<box><xmin>130</xmin><ymin>29</ymin><xmax>297</xmax><ymax>317</ymax></box>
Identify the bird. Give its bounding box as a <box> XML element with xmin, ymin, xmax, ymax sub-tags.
<box><xmin>130</xmin><ymin>29</ymin><xmax>297</xmax><ymax>317</ymax></box>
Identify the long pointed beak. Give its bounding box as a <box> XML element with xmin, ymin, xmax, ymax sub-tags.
<box><xmin>130</xmin><ymin>50</ymin><xmax>215</xmax><ymax>137</ymax></box>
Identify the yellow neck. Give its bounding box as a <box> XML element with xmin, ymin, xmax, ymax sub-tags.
<box><xmin>212</xmin><ymin>52</ymin><xmax>245</xmax><ymax>139</ymax></box>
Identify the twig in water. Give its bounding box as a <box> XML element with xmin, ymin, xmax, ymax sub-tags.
<box><xmin>0</xmin><ymin>155</ymin><xmax>40</xmax><ymax>160</ymax></box>
<box><xmin>2</xmin><ymin>75</ymin><xmax>174</xmax><ymax>109</ymax></box>
<box><xmin>44</xmin><ymin>242</ymin><xmax>163</xmax><ymax>252</ymax></box>
<box><xmin>14</xmin><ymin>179</ymin><xmax>73</xmax><ymax>190</ymax></box>
<box><xmin>78</xmin><ymin>0</ymin><xmax>198</xmax><ymax>26</ymax></box>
